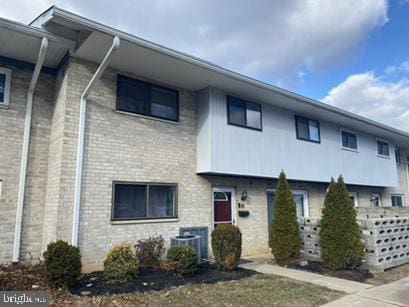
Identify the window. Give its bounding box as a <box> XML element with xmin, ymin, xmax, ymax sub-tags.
<box><xmin>112</xmin><ymin>182</ymin><xmax>177</xmax><ymax>220</ymax></box>
<box><xmin>391</xmin><ymin>195</ymin><xmax>404</xmax><ymax>207</ymax></box>
<box><xmin>395</xmin><ymin>148</ymin><xmax>401</xmax><ymax>164</ymax></box>
<box><xmin>227</xmin><ymin>95</ymin><xmax>262</xmax><ymax>130</ymax></box>
<box><xmin>377</xmin><ymin>140</ymin><xmax>390</xmax><ymax>157</ymax></box>
<box><xmin>116</xmin><ymin>75</ymin><xmax>179</xmax><ymax>122</ymax></box>
<box><xmin>0</xmin><ymin>67</ymin><xmax>11</xmax><ymax>107</ymax></box>
<box><xmin>295</xmin><ymin>116</ymin><xmax>320</xmax><ymax>143</ymax></box>
<box><xmin>341</xmin><ymin>130</ymin><xmax>358</xmax><ymax>150</ymax></box>
<box><xmin>349</xmin><ymin>192</ymin><xmax>359</xmax><ymax>207</ymax></box>
<box><xmin>266</xmin><ymin>190</ymin><xmax>309</xmax><ymax>219</ymax></box>
<box><xmin>371</xmin><ymin>193</ymin><xmax>382</xmax><ymax>207</ymax></box>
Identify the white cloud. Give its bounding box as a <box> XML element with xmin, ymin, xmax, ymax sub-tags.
<box><xmin>0</xmin><ymin>0</ymin><xmax>388</xmax><ymax>84</ymax></box>
<box><xmin>323</xmin><ymin>67</ymin><xmax>409</xmax><ymax>132</ymax></box>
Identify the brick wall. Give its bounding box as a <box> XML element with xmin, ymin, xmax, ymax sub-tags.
<box><xmin>0</xmin><ymin>67</ymin><xmax>54</xmax><ymax>262</ymax></box>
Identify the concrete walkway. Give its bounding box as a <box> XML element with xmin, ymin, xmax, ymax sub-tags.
<box><xmin>240</xmin><ymin>256</ymin><xmax>409</xmax><ymax>306</ymax></box>
<box><xmin>240</xmin><ymin>259</ymin><xmax>372</xmax><ymax>294</ymax></box>
<box><xmin>322</xmin><ymin>277</ymin><xmax>409</xmax><ymax>307</ymax></box>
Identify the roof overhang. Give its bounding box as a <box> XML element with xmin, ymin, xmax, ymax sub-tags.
<box><xmin>0</xmin><ymin>17</ymin><xmax>75</xmax><ymax>70</ymax></box>
<box><xmin>29</xmin><ymin>6</ymin><xmax>409</xmax><ymax>147</ymax></box>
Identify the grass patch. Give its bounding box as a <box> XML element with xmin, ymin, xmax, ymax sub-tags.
<box><xmin>83</xmin><ymin>274</ymin><xmax>343</xmax><ymax>306</ymax></box>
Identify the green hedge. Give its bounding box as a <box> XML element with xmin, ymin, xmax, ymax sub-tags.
<box><xmin>270</xmin><ymin>171</ymin><xmax>301</xmax><ymax>265</ymax></box>
<box><xmin>211</xmin><ymin>224</ymin><xmax>242</xmax><ymax>271</ymax></box>
<box><xmin>43</xmin><ymin>240</ymin><xmax>81</xmax><ymax>289</ymax></box>
<box><xmin>104</xmin><ymin>244</ymin><xmax>139</xmax><ymax>282</ymax></box>
<box><xmin>166</xmin><ymin>245</ymin><xmax>198</xmax><ymax>277</ymax></box>
<box><xmin>319</xmin><ymin>176</ymin><xmax>364</xmax><ymax>270</ymax></box>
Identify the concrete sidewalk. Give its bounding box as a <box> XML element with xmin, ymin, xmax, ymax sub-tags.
<box><xmin>322</xmin><ymin>277</ymin><xmax>409</xmax><ymax>307</ymax></box>
<box><xmin>240</xmin><ymin>256</ymin><xmax>409</xmax><ymax>306</ymax></box>
<box><xmin>240</xmin><ymin>260</ymin><xmax>372</xmax><ymax>294</ymax></box>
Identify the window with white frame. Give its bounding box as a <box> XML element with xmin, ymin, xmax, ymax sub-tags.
<box><xmin>371</xmin><ymin>193</ymin><xmax>382</xmax><ymax>207</ymax></box>
<box><xmin>349</xmin><ymin>192</ymin><xmax>359</xmax><ymax>207</ymax></box>
<box><xmin>341</xmin><ymin>129</ymin><xmax>358</xmax><ymax>150</ymax></box>
<box><xmin>391</xmin><ymin>195</ymin><xmax>404</xmax><ymax>207</ymax></box>
<box><xmin>0</xmin><ymin>67</ymin><xmax>11</xmax><ymax>107</ymax></box>
<box><xmin>377</xmin><ymin>140</ymin><xmax>390</xmax><ymax>157</ymax></box>
<box><xmin>266</xmin><ymin>189</ymin><xmax>309</xmax><ymax>218</ymax></box>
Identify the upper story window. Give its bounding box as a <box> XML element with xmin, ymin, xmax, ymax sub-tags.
<box><xmin>341</xmin><ymin>129</ymin><xmax>358</xmax><ymax>151</ymax></box>
<box><xmin>377</xmin><ymin>140</ymin><xmax>390</xmax><ymax>157</ymax></box>
<box><xmin>0</xmin><ymin>67</ymin><xmax>11</xmax><ymax>107</ymax></box>
<box><xmin>116</xmin><ymin>75</ymin><xmax>179</xmax><ymax>122</ymax></box>
<box><xmin>391</xmin><ymin>195</ymin><xmax>404</xmax><ymax>207</ymax></box>
<box><xmin>227</xmin><ymin>95</ymin><xmax>262</xmax><ymax>130</ymax></box>
<box><xmin>295</xmin><ymin>116</ymin><xmax>320</xmax><ymax>143</ymax></box>
<box><xmin>112</xmin><ymin>182</ymin><xmax>177</xmax><ymax>221</ymax></box>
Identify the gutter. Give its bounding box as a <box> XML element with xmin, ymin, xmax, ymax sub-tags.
<box><xmin>72</xmin><ymin>36</ymin><xmax>120</xmax><ymax>247</ymax></box>
<box><xmin>33</xmin><ymin>7</ymin><xmax>409</xmax><ymax>141</ymax></box>
<box><xmin>13</xmin><ymin>37</ymin><xmax>48</xmax><ymax>263</ymax></box>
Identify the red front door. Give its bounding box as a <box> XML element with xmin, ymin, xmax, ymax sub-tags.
<box><xmin>213</xmin><ymin>191</ymin><xmax>233</xmax><ymax>227</ymax></box>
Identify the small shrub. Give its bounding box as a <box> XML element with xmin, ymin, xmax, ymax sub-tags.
<box><xmin>166</xmin><ymin>245</ymin><xmax>198</xmax><ymax>277</ymax></box>
<box><xmin>320</xmin><ymin>176</ymin><xmax>364</xmax><ymax>270</ymax></box>
<box><xmin>270</xmin><ymin>171</ymin><xmax>302</xmax><ymax>265</ymax></box>
<box><xmin>104</xmin><ymin>244</ymin><xmax>139</xmax><ymax>282</ymax></box>
<box><xmin>135</xmin><ymin>236</ymin><xmax>165</xmax><ymax>268</ymax></box>
<box><xmin>211</xmin><ymin>224</ymin><xmax>242</xmax><ymax>271</ymax></box>
<box><xmin>43</xmin><ymin>240</ymin><xmax>81</xmax><ymax>289</ymax></box>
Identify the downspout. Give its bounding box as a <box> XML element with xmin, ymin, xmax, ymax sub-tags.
<box><xmin>72</xmin><ymin>36</ymin><xmax>120</xmax><ymax>247</ymax></box>
<box><xmin>13</xmin><ymin>37</ymin><xmax>49</xmax><ymax>262</ymax></box>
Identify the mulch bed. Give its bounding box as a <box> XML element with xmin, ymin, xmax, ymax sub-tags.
<box><xmin>0</xmin><ymin>263</ymin><xmax>48</xmax><ymax>291</ymax></box>
<box><xmin>287</xmin><ymin>261</ymin><xmax>373</xmax><ymax>283</ymax></box>
<box><xmin>71</xmin><ymin>263</ymin><xmax>256</xmax><ymax>296</ymax></box>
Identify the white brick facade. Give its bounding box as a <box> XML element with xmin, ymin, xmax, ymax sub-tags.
<box><xmin>1</xmin><ymin>57</ymin><xmax>408</xmax><ymax>272</ymax></box>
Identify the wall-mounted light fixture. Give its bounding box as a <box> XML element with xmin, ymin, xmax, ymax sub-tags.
<box><xmin>241</xmin><ymin>190</ymin><xmax>248</xmax><ymax>202</ymax></box>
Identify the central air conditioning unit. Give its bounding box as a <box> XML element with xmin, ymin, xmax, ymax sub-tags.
<box><xmin>170</xmin><ymin>234</ymin><xmax>202</xmax><ymax>263</ymax></box>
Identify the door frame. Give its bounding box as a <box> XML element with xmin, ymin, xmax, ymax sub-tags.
<box><xmin>212</xmin><ymin>187</ymin><xmax>237</xmax><ymax>228</ymax></box>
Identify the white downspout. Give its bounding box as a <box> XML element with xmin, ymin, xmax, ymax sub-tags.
<box><xmin>13</xmin><ymin>37</ymin><xmax>48</xmax><ymax>262</ymax></box>
<box><xmin>72</xmin><ymin>36</ymin><xmax>120</xmax><ymax>247</ymax></box>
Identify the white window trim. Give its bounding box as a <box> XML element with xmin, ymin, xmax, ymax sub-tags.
<box><xmin>266</xmin><ymin>189</ymin><xmax>309</xmax><ymax>218</ymax></box>
<box><xmin>340</xmin><ymin>128</ymin><xmax>359</xmax><ymax>152</ymax></box>
<box><xmin>0</xmin><ymin>67</ymin><xmax>11</xmax><ymax>107</ymax></box>
<box><xmin>391</xmin><ymin>194</ymin><xmax>405</xmax><ymax>207</ymax></box>
<box><xmin>349</xmin><ymin>192</ymin><xmax>359</xmax><ymax>207</ymax></box>
<box><xmin>376</xmin><ymin>138</ymin><xmax>391</xmax><ymax>159</ymax></box>
<box><xmin>371</xmin><ymin>193</ymin><xmax>382</xmax><ymax>207</ymax></box>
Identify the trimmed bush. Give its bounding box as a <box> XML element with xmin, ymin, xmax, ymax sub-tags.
<box><xmin>166</xmin><ymin>245</ymin><xmax>198</xmax><ymax>277</ymax></box>
<box><xmin>135</xmin><ymin>236</ymin><xmax>165</xmax><ymax>268</ymax></box>
<box><xmin>211</xmin><ymin>224</ymin><xmax>242</xmax><ymax>271</ymax></box>
<box><xmin>269</xmin><ymin>171</ymin><xmax>302</xmax><ymax>265</ymax></box>
<box><xmin>104</xmin><ymin>244</ymin><xmax>139</xmax><ymax>282</ymax></box>
<box><xmin>43</xmin><ymin>240</ymin><xmax>81</xmax><ymax>289</ymax></box>
<box><xmin>320</xmin><ymin>176</ymin><xmax>364</xmax><ymax>270</ymax></box>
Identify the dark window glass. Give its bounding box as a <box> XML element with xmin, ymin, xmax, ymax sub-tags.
<box><xmin>391</xmin><ymin>195</ymin><xmax>403</xmax><ymax>207</ymax></box>
<box><xmin>377</xmin><ymin>140</ymin><xmax>390</xmax><ymax>156</ymax></box>
<box><xmin>295</xmin><ymin>116</ymin><xmax>320</xmax><ymax>143</ymax></box>
<box><xmin>0</xmin><ymin>73</ymin><xmax>5</xmax><ymax>103</ymax></box>
<box><xmin>113</xmin><ymin>184</ymin><xmax>146</xmax><ymax>219</ymax></box>
<box><xmin>148</xmin><ymin>185</ymin><xmax>176</xmax><ymax>218</ymax></box>
<box><xmin>117</xmin><ymin>75</ymin><xmax>179</xmax><ymax>122</ymax></box>
<box><xmin>395</xmin><ymin>149</ymin><xmax>401</xmax><ymax>164</ymax></box>
<box><xmin>227</xmin><ymin>96</ymin><xmax>261</xmax><ymax>130</ymax></box>
<box><xmin>341</xmin><ymin>131</ymin><xmax>358</xmax><ymax>150</ymax></box>
<box><xmin>113</xmin><ymin>183</ymin><xmax>177</xmax><ymax>220</ymax></box>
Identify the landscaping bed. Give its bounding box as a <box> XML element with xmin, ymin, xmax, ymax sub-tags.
<box><xmin>287</xmin><ymin>261</ymin><xmax>373</xmax><ymax>283</ymax></box>
<box><xmin>72</xmin><ymin>262</ymin><xmax>255</xmax><ymax>296</ymax></box>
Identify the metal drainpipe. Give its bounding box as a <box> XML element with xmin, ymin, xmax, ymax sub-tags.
<box><xmin>13</xmin><ymin>37</ymin><xmax>49</xmax><ymax>262</ymax></box>
<box><xmin>72</xmin><ymin>36</ymin><xmax>120</xmax><ymax>247</ymax></box>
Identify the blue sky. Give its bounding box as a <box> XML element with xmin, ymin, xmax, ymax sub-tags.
<box><xmin>301</xmin><ymin>0</ymin><xmax>409</xmax><ymax>99</ymax></box>
<box><xmin>0</xmin><ymin>0</ymin><xmax>408</xmax><ymax>131</ymax></box>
